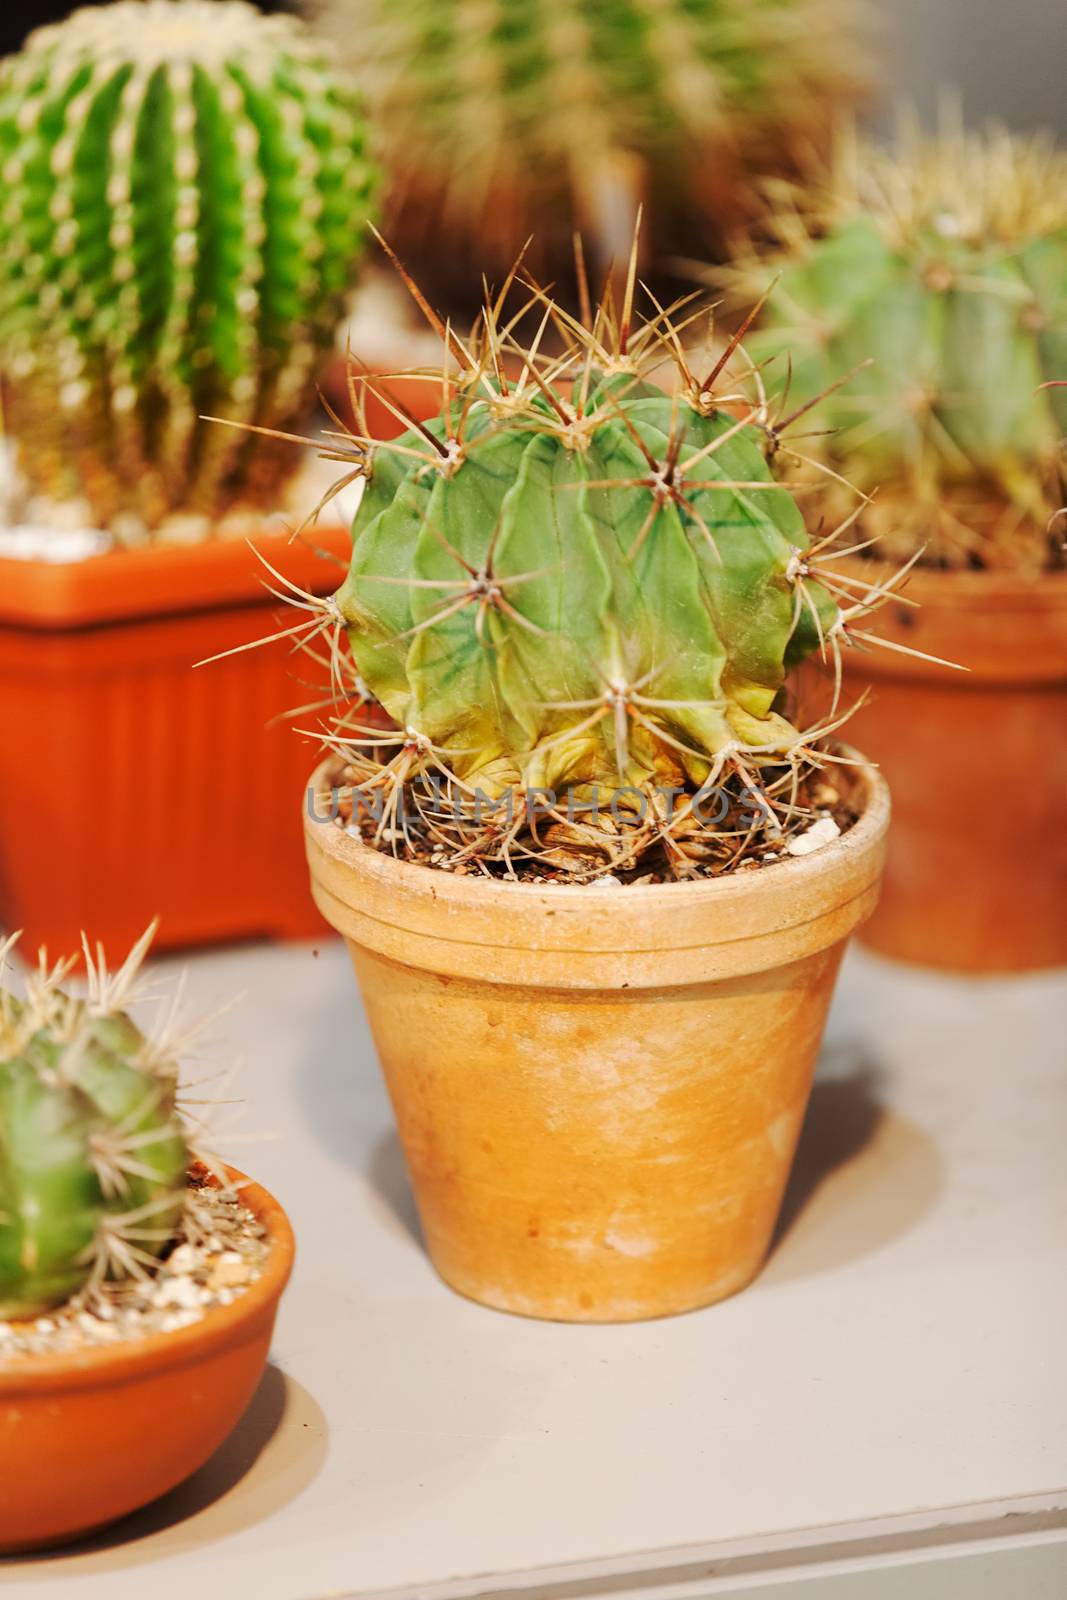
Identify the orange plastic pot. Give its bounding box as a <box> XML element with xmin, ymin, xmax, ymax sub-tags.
<box><xmin>305</xmin><ymin>759</ymin><xmax>889</xmax><ymax>1323</ymax></box>
<box><xmin>0</xmin><ymin>1172</ymin><xmax>294</xmax><ymax>1554</ymax></box>
<box><xmin>0</xmin><ymin>527</ymin><xmax>350</xmax><ymax>958</ymax></box>
<box><xmin>821</xmin><ymin>566</ymin><xmax>1067</xmax><ymax>973</ymax></box>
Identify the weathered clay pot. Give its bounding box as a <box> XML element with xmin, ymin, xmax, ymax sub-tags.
<box><xmin>0</xmin><ymin>1173</ymin><xmax>294</xmax><ymax>1554</ymax></box>
<box><xmin>818</xmin><ymin>566</ymin><xmax>1067</xmax><ymax>973</ymax></box>
<box><xmin>305</xmin><ymin>760</ymin><xmax>889</xmax><ymax>1322</ymax></box>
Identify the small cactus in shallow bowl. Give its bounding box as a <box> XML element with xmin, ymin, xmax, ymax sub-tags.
<box><xmin>0</xmin><ymin>927</ymin><xmax>189</xmax><ymax>1319</ymax></box>
<box><xmin>311</xmin><ymin>0</ymin><xmax>867</xmax><ymax>295</ymax></box>
<box><xmin>719</xmin><ymin>118</ymin><xmax>1067</xmax><ymax>573</ymax></box>
<box><xmin>0</xmin><ymin>928</ymin><xmax>296</xmax><ymax>1554</ymax></box>
<box><xmin>0</xmin><ymin>0</ymin><xmax>378</xmax><ymax>537</ymax></box>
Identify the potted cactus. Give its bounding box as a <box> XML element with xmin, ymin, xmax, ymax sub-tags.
<box><xmin>0</xmin><ymin>926</ymin><xmax>294</xmax><ymax>1552</ymax></box>
<box><xmin>310</xmin><ymin>0</ymin><xmax>868</xmax><ymax>304</ymax></box>
<box><xmin>0</xmin><ymin>0</ymin><xmax>378</xmax><ymax>958</ymax></box>
<box><xmin>720</xmin><ymin>119</ymin><xmax>1067</xmax><ymax>971</ymax></box>
<box><xmin>298</xmin><ymin>260</ymin><xmax>898</xmax><ymax>1323</ymax></box>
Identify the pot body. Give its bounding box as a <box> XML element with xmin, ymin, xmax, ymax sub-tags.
<box><xmin>306</xmin><ymin>763</ymin><xmax>889</xmax><ymax>1322</ymax></box>
<box><xmin>807</xmin><ymin>567</ymin><xmax>1067</xmax><ymax>973</ymax></box>
<box><xmin>0</xmin><ymin>1174</ymin><xmax>294</xmax><ymax>1553</ymax></box>
<box><xmin>0</xmin><ymin>530</ymin><xmax>350</xmax><ymax>958</ymax></box>
<box><xmin>320</xmin><ymin>358</ymin><xmax>448</xmax><ymax>441</ymax></box>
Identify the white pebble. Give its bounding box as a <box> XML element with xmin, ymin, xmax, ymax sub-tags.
<box><xmin>211</xmin><ymin>1250</ymin><xmax>251</xmax><ymax>1288</ymax></box>
<box><xmin>785</xmin><ymin>817</ymin><xmax>842</xmax><ymax>857</ymax></box>
<box><xmin>153</xmin><ymin>1276</ymin><xmax>201</xmax><ymax>1310</ymax></box>
<box><xmin>166</xmin><ymin>1244</ymin><xmax>199</xmax><ymax>1275</ymax></box>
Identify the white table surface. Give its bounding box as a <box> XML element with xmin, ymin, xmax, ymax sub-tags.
<box><xmin>3</xmin><ymin>939</ymin><xmax>1065</xmax><ymax>1599</ymax></box>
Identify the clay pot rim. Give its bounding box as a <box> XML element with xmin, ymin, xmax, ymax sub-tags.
<box><xmin>0</xmin><ymin>1170</ymin><xmax>294</xmax><ymax>1395</ymax></box>
<box><xmin>830</xmin><ymin>555</ymin><xmax>1067</xmax><ymax>683</ymax></box>
<box><xmin>307</xmin><ymin>750</ymin><xmax>889</xmax><ymax>924</ymax></box>
<box><xmin>0</xmin><ymin>524</ymin><xmax>350</xmax><ymax>631</ymax></box>
<box><xmin>843</xmin><ymin>556</ymin><xmax>1067</xmax><ymax>610</ymax></box>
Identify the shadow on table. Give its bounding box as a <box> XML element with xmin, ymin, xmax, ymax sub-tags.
<box><xmin>369</xmin><ymin>1128</ymin><xmax>423</xmax><ymax>1246</ymax></box>
<box><xmin>289</xmin><ymin>964</ymin><xmax>426</xmax><ymax>1249</ymax></box>
<box><xmin>4</xmin><ymin>1365</ymin><xmax>329</xmax><ymax>1573</ymax></box>
<box><xmin>764</xmin><ymin>1047</ymin><xmax>945</xmax><ymax>1284</ymax></box>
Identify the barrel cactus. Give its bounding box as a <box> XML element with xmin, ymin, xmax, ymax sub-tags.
<box><xmin>303</xmin><ymin>256</ymin><xmax>904</xmax><ymax>878</ymax></box>
<box><xmin>0</xmin><ymin>930</ymin><xmax>188</xmax><ymax>1319</ymax></box>
<box><xmin>723</xmin><ymin>121</ymin><xmax>1067</xmax><ymax>572</ymax></box>
<box><xmin>311</xmin><ymin>0</ymin><xmax>866</xmax><ymax>293</ymax></box>
<box><xmin>0</xmin><ymin>0</ymin><xmax>378</xmax><ymax>536</ymax></box>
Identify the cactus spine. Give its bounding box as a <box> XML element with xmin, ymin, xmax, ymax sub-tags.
<box><xmin>315</xmin><ymin>0</ymin><xmax>865</xmax><ymax>290</ymax></box>
<box><xmin>725</xmin><ymin>121</ymin><xmax>1067</xmax><ymax>571</ymax></box>
<box><xmin>0</xmin><ymin>931</ymin><xmax>188</xmax><ymax>1320</ymax></box>
<box><xmin>0</xmin><ymin>0</ymin><xmax>378</xmax><ymax>536</ymax></box>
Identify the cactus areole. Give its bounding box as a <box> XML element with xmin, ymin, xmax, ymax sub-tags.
<box><xmin>0</xmin><ymin>935</ymin><xmax>188</xmax><ymax>1320</ymax></box>
<box><xmin>317</xmin><ymin>262</ymin><xmax>890</xmax><ymax>879</ymax></box>
<box><xmin>0</xmin><ymin>0</ymin><xmax>377</xmax><ymax>534</ymax></box>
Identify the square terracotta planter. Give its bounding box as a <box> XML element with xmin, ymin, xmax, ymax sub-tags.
<box><xmin>0</xmin><ymin>527</ymin><xmax>349</xmax><ymax>958</ymax></box>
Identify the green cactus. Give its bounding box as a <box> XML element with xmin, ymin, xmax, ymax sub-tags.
<box><xmin>306</xmin><ymin>261</ymin><xmax>896</xmax><ymax>880</ymax></box>
<box><xmin>0</xmin><ymin>931</ymin><xmax>188</xmax><ymax>1320</ymax></box>
<box><xmin>313</xmin><ymin>0</ymin><xmax>866</xmax><ymax>294</ymax></box>
<box><xmin>0</xmin><ymin>0</ymin><xmax>378</xmax><ymax>536</ymax></box>
<box><xmin>723</xmin><ymin>121</ymin><xmax>1067</xmax><ymax>572</ymax></box>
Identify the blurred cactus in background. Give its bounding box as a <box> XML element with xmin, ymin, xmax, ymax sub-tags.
<box><xmin>311</xmin><ymin>0</ymin><xmax>867</xmax><ymax>296</ymax></box>
<box><xmin>722</xmin><ymin>119</ymin><xmax>1067</xmax><ymax>572</ymax></box>
<box><xmin>0</xmin><ymin>0</ymin><xmax>377</xmax><ymax>536</ymax></box>
<box><xmin>0</xmin><ymin>929</ymin><xmax>188</xmax><ymax>1320</ymax></box>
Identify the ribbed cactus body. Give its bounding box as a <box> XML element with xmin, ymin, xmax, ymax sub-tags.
<box><xmin>732</xmin><ymin>127</ymin><xmax>1067</xmax><ymax>570</ymax></box>
<box><xmin>0</xmin><ymin>985</ymin><xmax>187</xmax><ymax>1319</ymax></box>
<box><xmin>0</xmin><ymin>0</ymin><xmax>377</xmax><ymax>534</ymax></box>
<box><xmin>338</xmin><ymin>372</ymin><xmax>838</xmax><ymax>799</ymax></box>
<box><xmin>321</xmin><ymin>0</ymin><xmax>864</xmax><ymax>288</ymax></box>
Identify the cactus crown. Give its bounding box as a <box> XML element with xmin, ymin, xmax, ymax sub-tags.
<box><xmin>0</xmin><ymin>928</ymin><xmax>191</xmax><ymax>1320</ymax></box>
<box><xmin>0</xmin><ymin>0</ymin><xmax>377</xmax><ymax>538</ymax></box>
<box><xmin>724</xmin><ymin>120</ymin><xmax>1067</xmax><ymax>572</ymax></box>
<box><xmin>319</xmin><ymin>0</ymin><xmax>865</xmax><ymax>287</ymax></box>
<box><xmin>295</xmin><ymin>245</ymin><xmax>902</xmax><ymax>881</ymax></box>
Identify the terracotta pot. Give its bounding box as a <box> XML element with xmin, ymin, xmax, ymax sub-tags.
<box><xmin>0</xmin><ymin>1172</ymin><xmax>294</xmax><ymax>1554</ymax></box>
<box><xmin>305</xmin><ymin>760</ymin><xmax>889</xmax><ymax>1322</ymax></box>
<box><xmin>811</xmin><ymin>566</ymin><xmax>1067</xmax><ymax>973</ymax></box>
<box><xmin>320</xmin><ymin>356</ymin><xmax>450</xmax><ymax>441</ymax></box>
<box><xmin>0</xmin><ymin>528</ymin><xmax>350</xmax><ymax>958</ymax></box>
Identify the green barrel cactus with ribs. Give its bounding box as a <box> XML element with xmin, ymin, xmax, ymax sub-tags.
<box><xmin>0</xmin><ymin>0</ymin><xmax>377</xmax><ymax>535</ymax></box>
<box><xmin>332</xmin><ymin>296</ymin><xmax>849</xmax><ymax>816</ymax></box>
<box><xmin>314</xmin><ymin>0</ymin><xmax>866</xmax><ymax>289</ymax></box>
<box><xmin>725</xmin><ymin>122</ymin><xmax>1067</xmax><ymax>571</ymax></box>
<box><xmin>0</xmin><ymin>938</ymin><xmax>188</xmax><ymax>1320</ymax></box>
